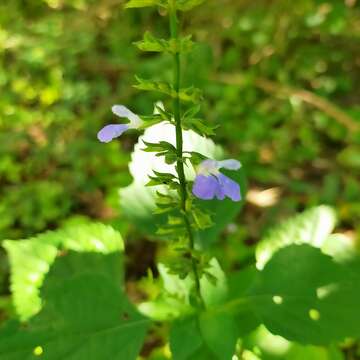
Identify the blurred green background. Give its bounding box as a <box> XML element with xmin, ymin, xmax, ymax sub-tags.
<box><xmin>0</xmin><ymin>0</ymin><xmax>360</xmax><ymax>356</ymax></box>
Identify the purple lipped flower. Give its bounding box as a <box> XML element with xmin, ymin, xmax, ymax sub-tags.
<box><xmin>192</xmin><ymin>159</ymin><xmax>241</xmax><ymax>202</ymax></box>
<box><xmin>97</xmin><ymin>105</ymin><xmax>143</xmax><ymax>143</ymax></box>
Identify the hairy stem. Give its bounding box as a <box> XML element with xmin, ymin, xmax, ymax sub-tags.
<box><xmin>169</xmin><ymin>5</ymin><xmax>205</xmax><ymax>309</ymax></box>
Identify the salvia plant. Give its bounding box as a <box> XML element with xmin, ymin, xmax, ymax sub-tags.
<box><xmin>1</xmin><ymin>1</ymin><xmax>360</xmax><ymax>359</ymax></box>
<box><xmin>97</xmin><ymin>0</ymin><xmax>242</xmax><ymax>307</ymax></box>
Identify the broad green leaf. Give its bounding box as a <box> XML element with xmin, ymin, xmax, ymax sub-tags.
<box><xmin>119</xmin><ymin>122</ymin><xmax>246</xmax><ymax>245</ymax></box>
<box><xmin>249</xmin><ymin>244</ymin><xmax>360</xmax><ymax>344</ymax></box>
<box><xmin>170</xmin><ymin>316</ymin><xmax>215</xmax><ymax>360</ymax></box>
<box><xmin>256</xmin><ymin>206</ymin><xmax>337</xmax><ymax>269</ymax></box>
<box><xmin>170</xmin><ymin>313</ymin><xmax>237</xmax><ymax>360</ymax></box>
<box><xmin>227</xmin><ymin>267</ymin><xmax>261</xmax><ymax>336</ymax></box>
<box><xmin>2</xmin><ymin>223</ymin><xmax>124</xmax><ymax>320</ymax></box>
<box><xmin>198</xmin><ymin>311</ymin><xmax>238</xmax><ymax>360</ymax></box>
<box><xmin>61</xmin><ymin>222</ymin><xmax>124</xmax><ymax>253</ymax></box>
<box><xmin>2</xmin><ymin>234</ymin><xmax>58</xmax><ymax>322</ymax></box>
<box><xmin>42</xmin><ymin>251</ymin><xmax>124</xmax><ymax>292</ymax></box>
<box><xmin>0</xmin><ymin>272</ymin><xmax>149</xmax><ymax>360</ymax></box>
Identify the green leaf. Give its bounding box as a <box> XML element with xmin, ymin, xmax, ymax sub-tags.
<box><xmin>134</xmin><ymin>77</ymin><xmax>202</xmax><ymax>104</ymax></box>
<box><xmin>188</xmin><ymin>151</ymin><xmax>207</xmax><ymax>166</ymax></box>
<box><xmin>125</xmin><ymin>0</ymin><xmax>165</xmax><ymax>8</ymax></box>
<box><xmin>134</xmin><ymin>31</ymin><xmax>167</xmax><ymax>52</ymax></box>
<box><xmin>2</xmin><ymin>223</ymin><xmax>124</xmax><ymax>320</ymax></box>
<box><xmin>142</xmin><ymin>140</ymin><xmax>177</xmax><ymax>153</ymax></box>
<box><xmin>147</xmin><ymin>170</ymin><xmax>178</xmax><ymax>188</ymax></box>
<box><xmin>249</xmin><ymin>244</ymin><xmax>360</xmax><ymax>344</ymax></box>
<box><xmin>2</xmin><ymin>234</ymin><xmax>58</xmax><ymax>322</ymax></box>
<box><xmin>170</xmin><ymin>316</ymin><xmax>215</xmax><ymax>360</ymax></box>
<box><xmin>43</xmin><ymin>251</ymin><xmax>124</xmax><ymax>292</ymax></box>
<box><xmin>61</xmin><ymin>222</ymin><xmax>124</xmax><ymax>253</ymax></box>
<box><xmin>255</xmin><ymin>206</ymin><xmax>337</xmax><ymax>269</ymax></box>
<box><xmin>178</xmin><ymin>86</ymin><xmax>203</xmax><ymax>103</ymax></box>
<box><xmin>170</xmin><ymin>313</ymin><xmax>237</xmax><ymax>360</ymax></box>
<box><xmin>135</xmin><ymin>32</ymin><xmax>194</xmax><ymax>54</ymax></box>
<box><xmin>198</xmin><ymin>311</ymin><xmax>238</xmax><ymax>360</ymax></box>
<box><xmin>183</xmin><ymin>117</ymin><xmax>218</xmax><ymax>136</ymax></box>
<box><xmin>119</xmin><ymin>122</ymin><xmax>246</xmax><ymax>245</ymax></box>
<box><xmin>138</xmin><ymin>114</ymin><xmax>165</xmax><ymax>129</ymax></box>
<box><xmin>0</xmin><ymin>272</ymin><xmax>149</xmax><ymax>360</ymax></box>
<box><xmin>191</xmin><ymin>207</ymin><xmax>213</xmax><ymax>230</ymax></box>
<box><xmin>227</xmin><ymin>267</ymin><xmax>261</xmax><ymax>336</ymax></box>
<box><xmin>134</xmin><ymin>77</ymin><xmax>173</xmax><ymax>97</ymax></box>
<box><xmin>182</xmin><ymin>105</ymin><xmax>218</xmax><ymax>137</ymax></box>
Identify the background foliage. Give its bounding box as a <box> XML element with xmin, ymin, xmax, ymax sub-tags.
<box><xmin>0</xmin><ymin>0</ymin><xmax>360</xmax><ymax>358</ymax></box>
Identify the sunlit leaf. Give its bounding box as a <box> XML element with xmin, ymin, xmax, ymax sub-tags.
<box><xmin>255</xmin><ymin>206</ymin><xmax>337</xmax><ymax>269</ymax></box>
<box><xmin>2</xmin><ymin>223</ymin><xmax>124</xmax><ymax>320</ymax></box>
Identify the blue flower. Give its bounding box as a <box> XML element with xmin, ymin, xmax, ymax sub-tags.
<box><xmin>97</xmin><ymin>105</ymin><xmax>143</xmax><ymax>143</ymax></box>
<box><xmin>192</xmin><ymin>159</ymin><xmax>241</xmax><ymax>201</ymax></box>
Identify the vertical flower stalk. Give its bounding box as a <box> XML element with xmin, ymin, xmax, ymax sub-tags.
<box><xmin>98</xmin><ymin>0</ymin><xmax>242</xmax><ymax>311</ymax></box>
<box><xmin>168</xmin><ymin>3</ymin><xmax>205</xmax><ymax>308</ymax></box>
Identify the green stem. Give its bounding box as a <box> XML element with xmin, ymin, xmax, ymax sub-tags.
<box><xmin>169</xmin><ymin>5</ymin><xmax>205</xmax><ymax>309</ymax></box>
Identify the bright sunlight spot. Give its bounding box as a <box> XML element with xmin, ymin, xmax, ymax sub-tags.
<box><xmin>309</xmin><ymin>309</ymin><xmax>321</xmax><ymax>321</ymax></box>
<box><xmin>33</xmin><ymin>346</ymin><xmax>43</xmax><ymax>356</ymax></box>
<box><xmin>272</xmin><ymin>295</ymin><xmax>283</xmax><ymax>305</ymax></box>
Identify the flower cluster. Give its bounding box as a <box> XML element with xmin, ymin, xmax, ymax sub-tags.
<box><xmin>98</xmin><ymin>105</ymin><xmax>241</xmax><ymax>202</ymax></box>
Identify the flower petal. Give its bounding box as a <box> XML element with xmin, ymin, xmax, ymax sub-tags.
<box><xmin>197</xmin><ymin>159</ymin><xmax>218</xmax><ymax>176</ymax></box>
<box><xmin>214</xmin><ymin>183</ymin><xmax>226</xmax><ymax>200</ymax></box>
<box><xmin>97</xmin><ymin>124</ymin><xmax>129</xmax><ymax>143</ymax></box>
<box><xmin>111</xmin><ymin>105</ymin><xmax>142</xmax><ymax>128</ymax></box>
<box><xmin>217</xmin><ymin>159</ymin><xmax>241</xmax><ymax>171</ymax></box>
<box><xmin>192</xmin><ymin>175</ymin><xmax>221</xmax><ymax>200</ymax></box>
<box><xmin>216</xmin><ymin>173</ymin><xmax>241</xmax><ymax>201</ymax></box>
